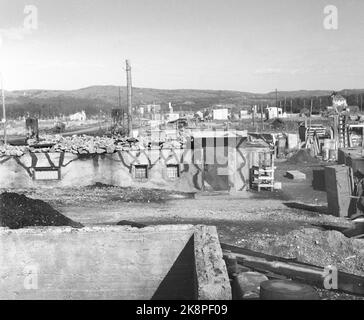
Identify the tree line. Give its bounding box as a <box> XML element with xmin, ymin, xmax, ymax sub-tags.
<box><xmin>2</xmin><ymin>93</ymin><xmax>364</xmax><ymax>120</ymax></box>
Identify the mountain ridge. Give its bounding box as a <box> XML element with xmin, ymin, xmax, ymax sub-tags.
<box><xmin>3</xmin><ymin>85</ymin><xmax>364</xmax><ymax>118</ymax></box>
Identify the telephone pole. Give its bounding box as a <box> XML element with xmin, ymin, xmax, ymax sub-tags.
<box><xmin>126</xmin><ymin>60</ymin><xmax>132</xmax><ymax>136</ymax></box>
<box><xmin>118</xmin><ymin>86</ymin><xmax>121</xmax><ymax>109</ymax></box>
<box><xmin>275</xmin><ymin>89</ymin><xmax>278</xmax><ymax>108</ymax></box>
<box><xmin>284</xmin><ymin>96</ymin><xmax>287</xmax><ymax>113</ymax></box>
<box><xmin>309</xmin><ymin>99</ymin><xmax>313</xmax><ymax>130</ymax></box>
<box><xmin>260</xmin><ymin>104</ymin><xmax>264</xmax><ymax>130</ymax></box>
<box><xmin>1</xmin><ymin>73</ymin><xmax>6</xmax><ymax>145</ymax></box>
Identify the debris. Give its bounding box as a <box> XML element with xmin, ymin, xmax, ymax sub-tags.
<box><xmin>270</xmin><ymin>118</ymin><xmax>285</xmax><ymax>130</ymax></box>
<box><xmin>233</xmin><ymin>271</ymin><xmax>268</xmax><ymax>300</ymax></box>
<box><xmin>222</xmin><ymin>241</ymin><xmax>364</xmax><ymax>296</ymax></box>
<box><xmin>0</xmin><ymin>192</ymin><xmax>83</xmax><ymax>229</ymax></box>
<box><xmin>284</xmin><ymin>202</ymin><xmax>327</xmax><ymax>214</ymax></box>
<box><xmin>223</xmin><ymin>253</ymin><xmax>250</xmax><ymax>277</ymax></box>
<box><xmin>2</xmin><ymin>132</ymin><xmax>187</xmax><ymax>156</ymax></box>
<box><xmin>260</xmin><ymin>280</ymin><xmax>319</xmax><ymax>300</ymax></box>
<box><xmin>0</xmin><ymin>145</ymin><xmax>27</xmax><ymax>156</ymax></box>
<box><xmin>285</xmin><ymin>170</ymin><xmax>306</xmax><ymax>180</ymax></box>
<box><xmin>116</xmin><ymin>220</ymin><xmax>146</xmax><ymax>228</ymax></box>
<box><xmin>286</xmin><ymin>149</ymin><xmax>319</xmax><ymax>164</ymax></box>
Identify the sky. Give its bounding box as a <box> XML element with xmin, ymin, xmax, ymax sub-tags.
<box><xmin>0</xmin><ymin>0</ymin><xmax>363</xmax><ymax>92</ymax></box>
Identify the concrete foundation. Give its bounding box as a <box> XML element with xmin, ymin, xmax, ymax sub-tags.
<box><xmin>0</xmin><ymin>225</ymin><xmax>231</xmax><ymax>300</ymax></box>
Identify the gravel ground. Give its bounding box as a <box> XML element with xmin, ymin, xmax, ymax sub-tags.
<box><xmin>2</xmin><ymin>160</ymin><xmax>363</xmax><ymax>299</ymax></box>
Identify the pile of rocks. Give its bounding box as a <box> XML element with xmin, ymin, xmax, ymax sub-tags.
<box><xmin>52</xmin><ymin>135</ymin><xmax>117</xmax><ymax>154</ymax></box>
<box><xmin>1</xmin><ymin>133</ymin><xmax>186</xmax><ymax>156</ymax></box>
<box><xmin>0</xmin><ymin>145</ymin><xmax>28</xmax><ymax>157</ymax></box>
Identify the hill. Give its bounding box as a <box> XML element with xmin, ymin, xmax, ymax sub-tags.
<box><xmin>3</xmin><ymin>86</ymin><xmax>364</xmax><ymax>118</ymax></box>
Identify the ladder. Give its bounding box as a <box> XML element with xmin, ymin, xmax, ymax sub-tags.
<box><xmin>338</xmin><ymin>115</ymin><xmax>349</xmax><ymax>148</ymax></box>
<box><xmin>250</xmin><ymin>152</ymin><xmax>275</xmax><ymax>191</ymax></box>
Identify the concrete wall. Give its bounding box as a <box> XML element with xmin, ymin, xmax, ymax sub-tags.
<box><xmin>0</xmin><ymin>144</ymin><xmax>270</xmax><ymax>192</ymax></box>
<box><xmin>0</xmin><ymin>225</ymin><xmax>231</xmax><ymax>300</ymax></box>
<box><xmin>0</xmin><ymin>150</ymin><xmax>202</xmax><ymax>192</ymax></box>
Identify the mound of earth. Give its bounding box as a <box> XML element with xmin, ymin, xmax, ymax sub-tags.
<box><xmin>0</xmin><ymin>192</ymin><xmax>84</xmax><ymax>229</ymax></box>
<box><xmin>116</xmin><ymin>220</ymin><xmax>146</xmax><ymax>228</ymax></box>
<box><xmin>287</xmin><ymin>149</ymin><xmax>319</xmax><ymax>164</ymax></box>
<box><xmin>244</xmin><ymin>228</ymin><xmax>364</xmax><ymax>276</ymax></box>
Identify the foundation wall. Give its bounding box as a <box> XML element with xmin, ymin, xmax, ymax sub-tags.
<box><xmin>0</xmin><ymin>225</ymin><xmax>231</xmax><ymax>300</ymax></box>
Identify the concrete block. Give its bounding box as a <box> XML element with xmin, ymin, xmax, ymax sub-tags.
<box><xmin>287</xmin><ymin>134</ymin><xmax>300</xmax><ymax>150</ymax></box>
<box><xmin>194</xmin><ymin>225</ymin><xmax>232</xmax><ymax>300</ymax></box>
<box><xmin>0</xmin><ymin>225</ymin><xmax>231</xmax><ymax>300</ymax></box>
<box><xmin>325</xmin><ymin>165</ymin><xmax>352</xmax><ymax>217</ymax></box>
<box><xmin>285</xmin><ymin>170</ymin><xmax>306</xmax><ymax>180</ymax></box>
<box><xmin>274</xmin><ymin>182</ymin><xmax>282</xmax><ymax>190</ymax></box>
<box><xmin>233</xmin><ymin>271</ymin><xmax>269</xmax><ymax>300</ymax></box>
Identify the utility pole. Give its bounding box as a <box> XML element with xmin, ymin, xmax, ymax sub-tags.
<box><xmin>275</xmin><ymin>89</ymin><xmax>278</xmax><ymax>108</ymax></box>
<box><xmin>118</xmin><ymin>86</ymin><xmax>121</xmax><ymax>109</ymax></box>
<box><xmin>290</xmin><ymin>99</ymin><xmax>293</xmax><ymax>114</ymax></box>
<box><xmin>284</xmin><ymin>96</ymin><xmax>287</xmax><ymax>113</ymax></box>
<box><xmin>260</xmin><ymin>104</ymin><xmax>264</xmax><ymax>131</ymax></box>
<box><xmin>126</xmin><ymin>60</ymin><xmax>132</xmax><ymax>136</ymax></box>
<box><xmin>309</xmin><ymin>99</ymin><xmax>313</xmax><ymax>130</ymax></box>
<box><xmin>252</xmin><ymin>105</ymin><xmax>255</xmax><ymax>129</ymax></box>
<box><xmin>1</xmin><ymin>73</ymin><xmax>6</xmax><ymax>145</ymax></box>
<box><xmin>361</xmin><ymin>94</ymin><xmax>363</xmax><ymax>113</ymax></box>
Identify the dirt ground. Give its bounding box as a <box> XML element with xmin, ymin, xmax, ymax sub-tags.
<box><xmin>3</xmin><ymin>159</ymin><xmax>364</xmax><ymax>300</ymax></box>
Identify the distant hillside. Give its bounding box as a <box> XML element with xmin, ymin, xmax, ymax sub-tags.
<box><xmin>3</xmin><ymin>86</ymin><xmax>364</xmax><ymax>118</ymax></box>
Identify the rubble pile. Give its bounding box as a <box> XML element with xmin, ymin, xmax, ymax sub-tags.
<box><xmin>52</xmin><ymin>135</ymin><xmax>117</xmax><ymax>154</ymax></box>
<box><xmin>0</xmin><ymin>133</ymin><xmax>186</xmax><ymax>156</ymax></box>
<box><xmin>244</xmin><ymin>227</ymin><xmax>364</xmax><ymax>276</ymax></box>
<box><xmin>0</xmin><ymin>145</ymin><xmax>28</xmax><ymax>157</ymax></box>
<box><xmin>286</xmin><ymin>149</ymin><xmax>319</xmax><ymax>164</ymax></box>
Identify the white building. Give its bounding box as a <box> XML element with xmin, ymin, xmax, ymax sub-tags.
<box><xmin>265</xmin><ymin>107</ymin><xmax>286</xmax><ymax>120</ymax></box>
<box><xmin>194</xmin><ymin>111</ymin><xmax>203</xmax><ymax>119</ymax></box>
<box><xmin>166</xmin><ymin>113</ymin><xmax>180</xmax><ymax>122</ymax></box>
<box><xmin>240</xmin><ymin>110</ymin><xmax>250</xmax><ymax>119</ymax></box>
<box><xmin>331</xmin><ymin>93</ymin><xmax>348</xmax><ymax>108</ymax></box>
<box><xmin>69</xmin><ymin>110</ymin><xmax>86</xmax><ymax>121</ymax></box>
<box><xmin>213</xmin><ymin>108</ymin><xmax>228</xmax><ymax>120</ymax></box>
